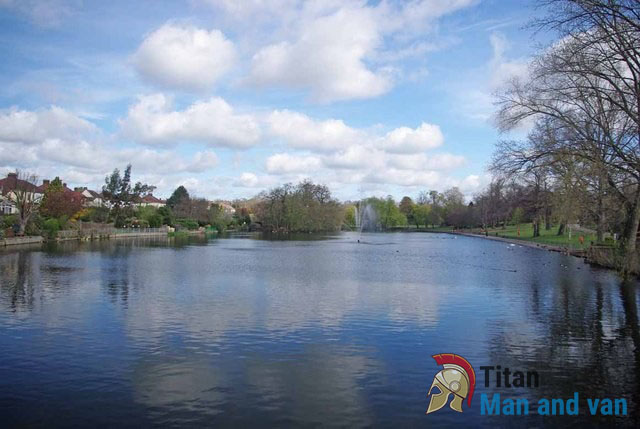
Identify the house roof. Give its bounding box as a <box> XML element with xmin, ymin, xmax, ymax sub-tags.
<box><xmin>80</xmin><ymin>189</ymin><xmax>102</xmax><ymax>200</ymax></box>
<box><xmin>0</xmin><ymin>174</ymin><xmax>40</xmax><ymax>195</ymax></box>
<box><xmin>141</xmin><ymin>194</ymin><xmax>165</xmax><ymax>204</ymax></box>
<box><xmin>35</xmin><ymin>182</ymin><xmax>76</xmax><ymax>194</ymax></box>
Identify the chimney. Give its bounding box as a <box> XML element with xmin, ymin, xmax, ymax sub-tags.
<box><xmin>7</xmin><ymin>172</ymin><xmax>17</xmax><ymax>189</ymax></box>
<box><xmin>43</xmin><ymin>179</ymin><xmax>50</xmax><ymax>186</ymax></box>
<box><xmin>63</xmin><ymin>183</ymin><xmax>67</xmax><ymax>189</ymax></box>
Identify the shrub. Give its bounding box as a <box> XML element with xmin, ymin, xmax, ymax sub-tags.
<box><xmin>158</xmin><ymin>206</ymin><xmax>175</xmax><ymax>226</ymax></box>
<box><xmin>43</xmin><ymin>218</ymin><xmax>60</xmax><ymax>239</ymax></box>
<box><xmin>147</xmin><ymin>213</ymin><xmax>163</xmax><ymax>228</ymax></box>
<box><xmin>176</xmin><ymin>218</ymin><xmax>199</xmax><ymax>230</ymax></box>
<box><xmin>2</xmin><ymin>215</ymin><xmax>17</xmax><ymax>229</ymax></box>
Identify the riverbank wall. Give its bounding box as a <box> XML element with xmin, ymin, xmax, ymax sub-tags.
<box><xmin>1</xmin><ymin>236</ymin><xmax>44</xmax><ymax>247</ymax></box>
<box><xmin>55</xmin><ymin>225</ymin><xmax>171</xmax><ymax>241</ymax></box>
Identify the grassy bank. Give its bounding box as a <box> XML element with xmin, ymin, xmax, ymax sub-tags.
<box><xmin>468</xmin><ymin>223</ymin><xmax>598</xmax><ymax>250</ymax></box>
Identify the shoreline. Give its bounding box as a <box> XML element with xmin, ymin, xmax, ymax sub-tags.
<box><xmin>440</xmin><ymin>230</ymin><xmax>626</xmax><ymax>274</ymax></box>
<box><xmin>445</xmin><ymin>230</ymin><xmax>586</xmax><ymax>255</ymax></box>
<box><xmin>0</xmin><ymin>228</ymin><xmax>209</xmax><ymax>248</ymax></box>
<box><xmin>0</xmin><ymin>229</ymin><xmax>621</xmax><ymax>274</ymax></box>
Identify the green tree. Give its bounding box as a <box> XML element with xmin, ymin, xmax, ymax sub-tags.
<box><xmin>136</xmin><ymin>206</ymin><xmax>164</xmax><ymax>227</ymax></box>
<box><xmin>411</xmin><ymin>204</ymin><xmax>431</xmax><ymax>228</ymax></box>
<box><xmin>102</xmin><ymin>165</ymin><xmax>153</xmax><ymax>227</ymax></box>
<box><xmin>255</xmin><ymin>181</ymin><xmax>344</xmax><ymax>232</ymax></box>
<box><xmin>344</xmin><ymin>205</ymin><xmax>356</xmax><ymax>229</ymax></box>
<box><xmin>157</xmin><ymin>206</ymin><xmax>175</xmax><ymax>226</ymax></box>
<box><xmin>167</xmin><ymin>186</ymin><xmax>190</xmax><ymax>208</ymax></box>
<box><xmin>379</xmin><ymin>196</ymin><xmax>406</xmax><ymax>228</ymax></box>
<box><xmin>511</xmin><ymin>207</ymin><xmax>524</xmax><ymax>226</ymax></box>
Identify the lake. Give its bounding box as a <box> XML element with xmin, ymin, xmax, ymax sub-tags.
<box><xmin>0</xmin><ymin>232</ymin><xmax>639</xmax><ymax>427</ymax></box>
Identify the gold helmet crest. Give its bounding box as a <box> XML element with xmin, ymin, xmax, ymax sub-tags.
<box><xmin>426</xmin><ymin>354</ymin><xmax>476</xmax><ymax>414</ymax></box>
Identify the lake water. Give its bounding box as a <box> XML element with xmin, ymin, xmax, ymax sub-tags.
<box><xmin>0</xmin><ymin>232</ymin><xmax>639</xmax><ymax>427</ymax></box>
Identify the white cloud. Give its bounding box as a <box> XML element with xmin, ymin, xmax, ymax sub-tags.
<box><xmin>236</xmin><ymin>172</ymin><xmax>259</xmax><ymax>187</ymax></box>
<box><xmin>267</xmin><ymin>110</ymin><xmax>362</xmax><ymax>151</ymax></box>
<box><xmin>0</xmin><ymin>106</ymin><xmax>98</xmax><ymax>144</ymax></box>
<box><xmin>242</xmin><ymin>0</ymin><xmax>477</xmax><ymax>102</ymax></box>
<box><xmin>268</xmin><ymin>109</ymin><xmax>445</xmax><ymax>155</ymax></box>
<box><xmin>233</xmin><ymin>172</ymin><xmax>281</xmax><ymax>189</ymax></box>
<box><xmin>132</xmin><ymin>23</ymin><xmax>236</xmax><ymax>92</ymax></box>
<box><xmin>0</xmin><ymin>98</ymin><xmax>476</xmax><ymax>200</ymax></box>
<box><xmin>379</xmin><ymin>123</ymin><xmax>443</xmax><ymax>154</ymax></box>
<box><xmin>387</xmin><ymin>153</ymin><xmax>466</xmax><ymax>170</ymax></box>
<box><xmin>250</xmin><ymin>5</ymin><xmax>391</xmax><ymax>102</ymax></box>
<box><xmin>10</xmin><ymin>137</ymin><xmax>218</xmax><ymax>176</ymax></box>
<box><xmin>324</xmin><ymin>145</ymin><xmax>384</xmax><ymax>170</ymax></box>
<box><xmin>266</xmin><ymin>153</ymin><xmax>322</xmax><ymax>174</ymax></box>
<box><xmin>120</xmin><ymin>94</ymin><xmax>260</xmax><ymax>148</ymax></box>
<box><xmin>0</xmin><ymin>105</ymin><xmax>220</xmax><ymax>195</ymax></box>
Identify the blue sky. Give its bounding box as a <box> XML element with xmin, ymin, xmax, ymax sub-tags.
<box><xmin>0</xmin><ymin>0</ymin><xmax>544</xmax><ymax>201</ymax></box>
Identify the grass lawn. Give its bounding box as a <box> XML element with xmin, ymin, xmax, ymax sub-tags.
<box><xmin>476</xmin><ymin>223</ymin><xmax>597</xmax><ymax>250</ymax></box>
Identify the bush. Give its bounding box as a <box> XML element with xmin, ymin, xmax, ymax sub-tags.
<box><xmin>147</xmin><ymin>213</ymin><xmax>163</xmax><ymax>228</ymax></box>
<box><xmin>89</xmin><ymin>206</ymin><xmax>110</xmax><ymax>223</ymax></box>
<box><xmin>176</xmin><ymin>218</ymin><xmax>199</xmax><ymax>230</ymax></box>
<box><xmin>158</xmin><ymin>206</ymin><xmax>175</xmax><ymax>226</ymax></box>
<box><xmin>43</xmin><ymin>218</ymin><xmax>60</xmax><ymax>239</ymax></box>
<box><xmin>131</xmin><ymin>219</ymin><xmax>150</xmax><ymax>228</ymax></box>
<box><xmin>114</xmin><ymin>215</ymin><xmax>127</xmax><ymax>228</ymax></box>
<box><xmin>1</xmin><ymin>215</ymin><xmax>17</xmax><ymax>229</ymax></box>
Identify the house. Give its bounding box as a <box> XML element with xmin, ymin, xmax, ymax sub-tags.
<box><xmin>36</xmin><ymin>179</ymin><xmax>86</xmax><ymax>207</ymax></box>
<box><xmin>0</xmin><ymin>195</ymin><xmax>17</xmax><ymax>215</ymax></box>
<box><xmin>0</xmin><ymin>172</ymin><xmax>44</xmax><ymax>208</ymax></box>
<box><xmin>218</xmin><ymin>202</ymin><xmax>236</xmax><ymax>216</ymax></box>
<box><xmin>37</xmin><ymin>179</ymin><xmax>77</xmax><ymax>195</ymax></box>
<box><xmin>137</xmin><ymin>194</ymin><xmax>166</xmax><ymax>208</ymax></box>
<box><xmin>74</xmin><ymin>187</ymin><xmax>105</xmax><ymax>207</ymax></box>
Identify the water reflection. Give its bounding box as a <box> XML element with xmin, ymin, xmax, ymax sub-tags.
<box><xmin>0</xmin><ymin>233</ymin><xmax>638</xmax><ymax>427</ymax></box>
<box><xmin>0</xmin><ymin>251</ymin><xmax>34</xmax><ymax>312</ymax></box>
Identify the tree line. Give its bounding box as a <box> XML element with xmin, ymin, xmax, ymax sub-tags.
<box><xmin>488</xmin><ymin>0</ymin><xmax>640</xmax><ymax>273</ymax></box>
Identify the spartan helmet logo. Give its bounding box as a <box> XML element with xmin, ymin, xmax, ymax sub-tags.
<box><xmin>426</xmin><ymin>354</ymin><xmax>476</xmax><ymax>414</ymax></box>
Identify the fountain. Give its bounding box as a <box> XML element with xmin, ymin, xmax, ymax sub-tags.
<box><xmin>356</xmin><ymin>201</ymin><xmax>377</xmax><ymax>242</ymax></box>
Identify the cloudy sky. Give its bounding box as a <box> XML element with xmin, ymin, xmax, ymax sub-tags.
<box><xmin>0</xmin><ymin>0</ymin><xmax>540</xmax><ymax>200</ymax></box>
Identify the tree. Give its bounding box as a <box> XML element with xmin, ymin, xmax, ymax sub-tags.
<box><xmin>495</xmin><ymin>0</ymin><xmax>640</xmax><ymax>273</ymax></box>
<box><xmin>167</xmin><ymin>186</ymin><xmax>190</xmax><ymax>208</ymax></box>
<box><xmin>174</xmin><ymin>197</ymin><xmax>209</xmax><ymax>224</ymax></box>
<box><xmin>371</xmin><ymin>196</ymin><xmax>406</xmax><ymax>229</ymax></box>
<box><xmin>102</xmin><ymin>165</ymin><xmax>153</xmax><ymax>226</ymax></box>
<box><xmin>136</xmin><ymin>206</ymin><xmax>164</xmax><ymax>228</ymax></box>
<box><xmin>11</xmin><ymin>171</ymin><xmax>41</xmax><ymax>236</ymax></box>
<box><xmin>344</xmin><ymin>205</ymin><xmax>357</xmax><ymax>229</ymax></box>
<box><xmin>157</xmin><ymin>206</ymin><xmax>175</xmax><ymax>226</ymax></box>
<box><xmin>399</xmin><ymin>196</ymin><xmax>413</xmax><ymax>216</ymax></box>
<box><xmin>40</xmin><ymin>177</ymin><xmax>84</xmax><ymax>219</ymax></box>
<box><xmin>411</xmin><ymin>204</ymin><xmax>431</xmax><ymax>228</ymax></box>
<box><xmin>399</xmin><ymin>196</ymin><xmax>414</xmax><ymax>225</ymax></box>
<box><xmin>511</xmin><ymin>207</ymin><xmax>524</xmax><ymax>226</ymax></box>
<box><xmin>255</xmin><ymin>181</ymin><xmax>344</xmax><ymax>232</ymax></box>
<box><xmin>209</xmin><ymin>203</ymin><xmax>232</xmax><ymax>232</ymax></box>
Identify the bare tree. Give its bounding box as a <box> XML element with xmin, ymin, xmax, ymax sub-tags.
<box><xmin>494</xmin><ymin>0</ymin><xmax>640</xmax><ymax>272</ymax></box>
<box><xmin>11</xmin><ymin>171</ymin><xmax>41</xmax><ymax>236</ymax></box>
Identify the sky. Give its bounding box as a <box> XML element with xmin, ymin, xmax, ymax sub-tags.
<box><xmin>0</xmin><ymin>0</ymin><xmax>544</xmax><ymax>201</ymax></box>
